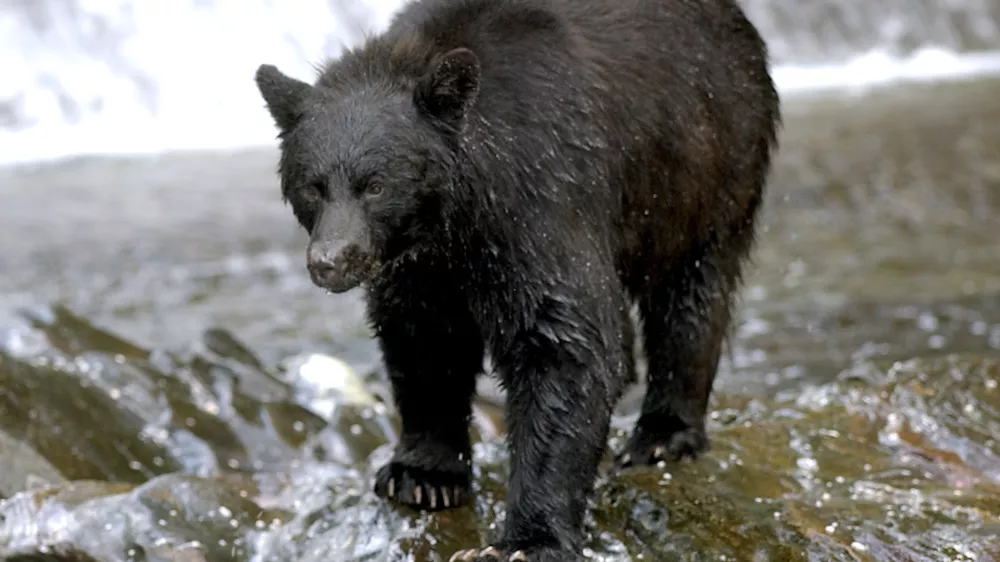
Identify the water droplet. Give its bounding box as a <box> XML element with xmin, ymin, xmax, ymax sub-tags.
<box><xmin>796</xmin><ymin>457</ymin><xmax>818</xmax><ymax>471</ymax></box>
<box><xmin>916</xmin><ymin>312</ymin><xmax>939</xmax><ymax>332</ymax></box>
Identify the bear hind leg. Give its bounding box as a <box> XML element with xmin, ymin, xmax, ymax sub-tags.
<box><xmin>617</xmin><ymin>249</ymin><xmax>742</xmax><ymax>468</ymax></box>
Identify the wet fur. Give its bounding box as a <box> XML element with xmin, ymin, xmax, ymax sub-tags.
<box><xmin>258</xmin><ymin>0</ymin><xmax>780</xmax><ymax>559</ymax></box>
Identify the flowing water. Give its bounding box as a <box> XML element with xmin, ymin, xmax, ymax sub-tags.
<box><xmin>2</xmin><ymin>1</ymin><xmax>1000</xmax><ymax>561</ymax></box>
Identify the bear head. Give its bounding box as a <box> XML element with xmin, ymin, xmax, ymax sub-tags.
<box><xmin>254</xmin><ymin>47</ymin><xmax>480</xmax><ymax>293</ymax></box>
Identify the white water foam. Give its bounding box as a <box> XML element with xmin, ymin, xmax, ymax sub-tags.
<box><xmin>773</xmin><ymin>47</ymin><xmax>1000</xmax><ymax>94</ymax></box>
<box><xmin>1</xmin><ymin>0</ymin><xmax>999</xmax><ymax>169</ymax></box>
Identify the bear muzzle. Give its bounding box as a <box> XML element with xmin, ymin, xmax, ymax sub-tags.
<box><xmin>306</xmin><ymin>240</ymin><xmax>375</xmax><ymax>293</ymax></box>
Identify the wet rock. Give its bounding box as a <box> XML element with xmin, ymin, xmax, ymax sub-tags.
<box><xmin>0</xmin><ymin>306</ymin><xmax>390</xmax><ymax>492</ymax></box>
<box><xmin>3</xmin><ymin>322</ymin><xmax>1000</xmax><ymax>561</ymax></box>
<box><xmin>0</xmin><ymin>430</ymin><xmax>68</xmax><ymax>497</ymax></box>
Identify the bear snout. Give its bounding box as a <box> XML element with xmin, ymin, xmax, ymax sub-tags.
<box><xmin>307</xmin><ymin>241</ymin><xmax>373</xmax><ymax>293</ymax></box>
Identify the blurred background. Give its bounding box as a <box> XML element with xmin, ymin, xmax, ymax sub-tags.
<box><xmin>2</xmin><ymin>0</ymin><xmax>1000</xmax><ymax>164</ymax></box>
<box><xmin>1</xmin><ymin>1</ymin><xmax>1000</xmax><ymax>561</ymax></box>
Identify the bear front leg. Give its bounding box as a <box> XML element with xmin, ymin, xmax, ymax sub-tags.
<box><xmin>368</xmin><ymin>285</ymin><xmax>484</xmax><ymax>511</ymax></box>
<box><xmin>457</xmin><ymin>296</ymin><xmax>626</xmax><ymax>561</ymax></box>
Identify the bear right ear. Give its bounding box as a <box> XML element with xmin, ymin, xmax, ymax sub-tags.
<box><xmin>414</xmin><ymin>48</ymin><xmax>481</xmax><ymax>134</ymax></box>
<box><xmin>255</xmin><ymin>64</ymin><xmax>312</xmax><ymax>131</ymax></box>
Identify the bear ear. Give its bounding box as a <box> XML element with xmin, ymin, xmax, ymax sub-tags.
<box><xmin>414</xmin><ymin>48</ymin><xmax>481</xmax><ymax>133</ymax></box>
<box><xmin>255</xmin><ymin>64</ymin><xmax>312</xmax><ymax>131</ymax></box>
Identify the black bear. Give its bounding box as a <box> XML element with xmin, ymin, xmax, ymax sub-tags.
<box><xmin>254</xmin><ymin>0</ymin><xmax>780</xmax><ymax>558</ymax></box>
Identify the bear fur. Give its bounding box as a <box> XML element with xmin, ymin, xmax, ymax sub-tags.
<box><xmin>254</xmin><ymin>0</ymin><xmax>780</xmax><ymax>559</ymax></box>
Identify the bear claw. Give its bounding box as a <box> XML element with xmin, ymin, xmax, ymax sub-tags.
<box><xmin>374</xmin><ymin>460</ymin><xmax>470</xmax><ymax>511</ymax></box>
<box><xmin>616</xmin><ymin>425</ymin><xmax>709</xmax><ymax>469</ymax></box>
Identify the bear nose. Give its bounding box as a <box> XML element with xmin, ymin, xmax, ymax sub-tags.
<box><xmin>307</xmin><ymin>242</ymin><xmax>353</xmax><ymax>292</ymax></box>
<box><xmin>307</xmin><ymin>257</ymin><xmax>338</xmax><ymax>288</ymax></box>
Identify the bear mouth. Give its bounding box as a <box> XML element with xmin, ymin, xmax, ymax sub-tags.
<box><xmin>365</xmin><ymin>243</ymin><xmax>431</xmax><ymax>283</ymax></box>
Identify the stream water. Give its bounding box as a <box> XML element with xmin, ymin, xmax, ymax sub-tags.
<box><xmin>2</xmin><ymin>1</ymin><xmax>1000</xmax><ymax>561</ymax></box>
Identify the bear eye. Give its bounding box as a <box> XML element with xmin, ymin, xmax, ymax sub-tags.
<box><xmin>366</xmin><ymin>182</ymin><xmax>384</xmax><ymax>197</ymax></box>
<box><xmin>302</xmin><ymin>182</ymin><xmax>324</xmax><ymax>203</ymax></box>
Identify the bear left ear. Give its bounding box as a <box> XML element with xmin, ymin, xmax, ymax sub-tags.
<box><xmin>415</xmin><ymin>48</ymin><xmax>481</xmax><ymax>133</ymax></box>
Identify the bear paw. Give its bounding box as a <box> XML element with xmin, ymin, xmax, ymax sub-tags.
<box><xmin>373</xmin><ymin>459</ymin><xmax>471</xmax><ymax>511</ymax></box>
<box><xmin>449</xmin><ymin>545</ymin><xmax>574</xmax><ymax>562</ymax></box>
<box><xmin>616</xmin><ymin>424</ymin><xmax>709</xmax><ymax>468</ymax></box>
